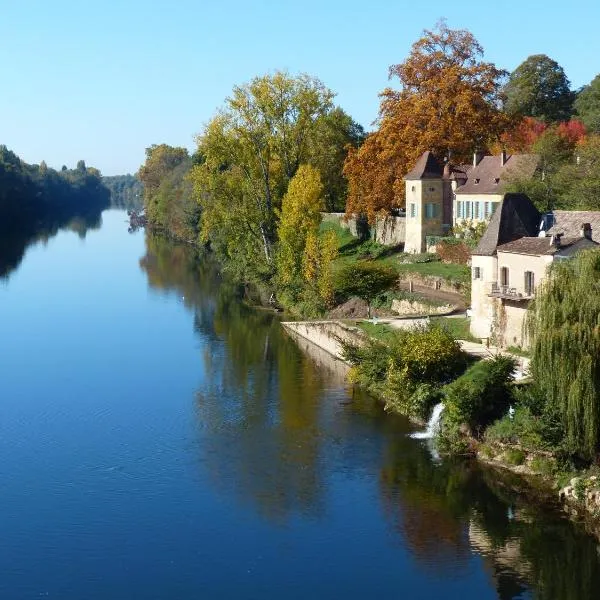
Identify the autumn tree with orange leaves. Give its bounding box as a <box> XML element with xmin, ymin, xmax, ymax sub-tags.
<box><xmin>344</xmin><ymin>22</ymin><xmax>509</xmax><ymax>223</ymax></box>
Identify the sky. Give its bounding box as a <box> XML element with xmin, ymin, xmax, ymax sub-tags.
<box><xmin>1</xmin><ymin>0</ymin><xmax>599</xmax><ymax>176</ymax></box>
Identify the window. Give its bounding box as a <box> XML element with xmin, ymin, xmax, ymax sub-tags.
<box><xmin>465</xmin><ymin>201</ymin><xmax>472</xmax><ymax>219</ymax></box>
<box><xmin>474</xmin><ymin>202</ymin><xmax>480</xmax><ymax>220</ymax></box>
<box><xmin>411</xmin><ymin>185</ymin><xmax>416</xmax><ymax>192</ymax></box>
<box><xmin>457</xmin><ymin>201</ymin><xmax>463</xmax><ymax>219</ymax></box>
<box><xmin>490</xmin><ymin>202</ymin><xmax>498</xmax><ymax>215</ymax></box>
<box><xmin>500</xmin><ymin>266</ymin><xmax>509</xmax><ymax>287</ymax></box>
<box><xmin>429</xmin><ymin>186</ymin><xmax>435</xmax><ymax>192</ymax></box>
<box><xmin>524</xmin><ymin>271</ymin><xmax>535</xmax><ymax>295</ymax></box>
<box><xmin>410</xmin><ymin>203</ymin><xmax>416</xmax><ymax>218</ymax></box>
<box><xmin>473</xmin><ymin>266</ymin><xmax>482</xmax><ymax>280</ymax></box>
<box><xmin>425</xmin><ymin>203</ymin><xmax>438</xmax><ymax>219</ymax></box>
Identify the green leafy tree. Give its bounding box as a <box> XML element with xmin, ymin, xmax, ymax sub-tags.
<box><xmin>335</xmin><ymin>262</ymin><xmax>397</xmax><ymax>318</ymax></box>
<box><xmin>574</xmin><ymin>74</ymin><xmax>600</xmax><ymax>133</ymax></box>
<box><xmin>504</xmin><ymin>126</ymin><xmax>576</xmax><ymax>211</ymax></box>
<box><xmin>550</xmin><ymin>134</ymin><xmax>600</xmax><ymax>210</ymax></box>
<box><xmin>526</xmin><ymin>249</ymin><xmax>600</xmax><ymax>460</ymax></box>
<box><xmin>190</xmin><ymin>71</ymin><xmax>335</xmax><ymax>281</ymax></box>
<box><xmin>137</xmin><ymin>144</ymin><xmax>196</xmax><ymax>239</ymax></box>
<box><xmin>307</xmin><ymin>107</ymin><xmax>364</xmax><ymax>211</ymax></box>
<box><xmin>503</xmin><ymin>54</ymin><xmax>574</xmax><ymax>123</ymax></box>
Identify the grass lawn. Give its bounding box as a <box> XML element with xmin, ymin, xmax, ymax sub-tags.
<box><xmin>321</xmin><ymin>220</ymin><xmax>470</xmax><ymax>287</ymax></box>
<box><xmin>356</xmin><ymin>321</ymin><xmax>397</xmax><ymax>342</ymax></box>
<box><xmin>432</xmin><ymin>316</ymin><xmax>478</xmax><ymax>342</ymax></box>
<box><xmin>358</xmin><ymin>316</ymin><xmax>478</xmax><ymax>344</ymax></box>
<box><xmin>395</xmin><ymin>261</ymin><xmax>470</xmax><ymax>285</ymax></box>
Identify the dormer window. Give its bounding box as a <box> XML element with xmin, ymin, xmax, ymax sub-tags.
<box><xmin>494</xmin><ymin>177</ymin><xmax>500</xmax><ymax>184</ymax></box>
<box><xmin>474</xmin><ymin>178</ymin><xmax>480</xmax><ymax>184</ymax></box>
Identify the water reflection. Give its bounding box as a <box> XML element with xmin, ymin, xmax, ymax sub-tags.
<box><xmin>0</xmin><ymin>212</ymin><xmax>103</xmax><ymax>278</ymax></box>
<box><xmin>139</xmin><ymin>231</ymin><xmax>600</xmax><ymax>599</ymax></box>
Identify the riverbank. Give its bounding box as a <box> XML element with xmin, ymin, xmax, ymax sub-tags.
<box><xmin>282</xmin><ymin>315</ymin><xmax>600</xmax><ymax>538</ymax></box>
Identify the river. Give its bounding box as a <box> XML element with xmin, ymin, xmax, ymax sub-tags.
<box><xmin>1</xmin><ymin>208</ymin><xmax>599</xmax><ymax>599</ymax></box>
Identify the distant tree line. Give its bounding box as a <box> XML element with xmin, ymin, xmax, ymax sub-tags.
<box><xmin>0</xmin><ymin>146</ymin><xmax>109</xmax><ymax>276</ymax></box>
<box><xmin>102</xmin><ymin>174</ymin><xmax>143</xmax><ymax>210</ymax></box>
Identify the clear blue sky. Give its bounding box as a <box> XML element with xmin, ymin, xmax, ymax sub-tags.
<box><xmin>2</xmin><ymin>0</ymin><xmax>599</xmax><ymax>175</ymax></box>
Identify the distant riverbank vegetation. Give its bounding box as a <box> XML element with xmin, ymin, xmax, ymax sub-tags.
<box><xmin>0</xmin><ymin>145</ymin><xmax>110</xmax><ymax>277</ymax></box>
<box><xmin>102</xmin><ymin>174</ymin><xmax>143</xmax><ymax>211</ymax></box>
<box><xmin>138</xmin><ymin>21</ymin><xmax>600</xmax><ymax>318</ymax></box>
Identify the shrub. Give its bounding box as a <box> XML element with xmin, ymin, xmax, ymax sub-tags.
<box><xmin>485</xmin><ymin>407</ymin><xmax>547</xmax><ymax>451</ymax></box>
<box><xmin>437</xmin><ymin>419</ymin><xmax>473</xmax><ymax>455</ymax></box>
<box><xmin>436</xmin><ymin>240</ymin><xmax>471</xmax><ymax>264</ymax></box>
<box><xmin>340</xmin><ymin>338</ymin><xmax>389</xmax><ymax>392</ymax></box>
<box><xmin>342</xmin><ymin>322</ymin><xmax>467</xmax><ymax>419</ymax></box>
<box><xmin>443</xmin><ymin>354</ymin><xmax>516</xmax><ymax>437</ymax></box>
<box><xmin>530</xmin><ymin>456</ymin><xmax>557</xmax><ymax>477</ymax></box>
<box><xmin>384</xmin><ymin>380</ymin><xmax>442</xmax><ymax>421</ymax></box>
<box><xmin>335</xmin><ymin>262</ymin><xmax>398</xmax><ymax>318</ymax></box>
<box><xmin>478</xmin><ymin>443</ymin><xmax>494</xmax><ymax>459</ymax></box>
<box><xmin>504</xmin><ymin>448</ymin><xmax>526</xmax><ymax>466</ymax></box>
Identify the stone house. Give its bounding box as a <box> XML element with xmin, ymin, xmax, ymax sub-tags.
<box><xmin>403</xmin><ymin>151</ymin><xmax>538</xmax><ymax>253</ymax></box>
<box><xmin>470</xmin><ymin>195</ymin><xmax>599</xmax><ymax>347</ymax></box>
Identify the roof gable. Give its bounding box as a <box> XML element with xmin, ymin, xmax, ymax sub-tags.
<box><xmin>404</xmin><ymin>151</ymin><xmax>444</xmax><ymax>181</ymax></box>
<box><xmin>473</xmin><ymin>193</ymin><xmax>541</xmax><ymax>256</ymax></box>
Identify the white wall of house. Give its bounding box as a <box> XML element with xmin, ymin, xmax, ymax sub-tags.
<box><xmin>496</xmin><ymin>252</ymin><xmax>553</xmax><ymax>297</ymax></box>
<box><xmin>498</xmin><ymin>302</ymin><xmax>529</xmax><ymax>348</ymax></box>
<box><xmin>470</xmin><ymin>254</ymin><xmax>498</xmax><ymax>340</ymax></box>
<box><xmin>470</xmin><ymin>250</ymin><xmax>554</xmax><ymax>347</ymax></box>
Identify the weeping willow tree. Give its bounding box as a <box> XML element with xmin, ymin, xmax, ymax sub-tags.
<box><xmin>526</xmin><ymin>249</ymin><xmax>600</xmax><ymax>460</ymax></box>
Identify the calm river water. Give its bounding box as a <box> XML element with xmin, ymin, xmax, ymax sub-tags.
<box><xmin>1</xmin><ymin>209</ymin><xmax>599</xmax><ymax>599</ymax></box>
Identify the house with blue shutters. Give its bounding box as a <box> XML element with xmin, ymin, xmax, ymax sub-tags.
<box><xmin>403</xmin><ymin>150</ymin><xmax>538</xmax><ymax>253</ymax></box>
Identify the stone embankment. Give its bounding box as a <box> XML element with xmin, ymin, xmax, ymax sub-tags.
<box><xmin>281</xmin><ymin>320</ymin><xmax>364</xmax><ymax>361</ymax></box>
<box><xmin>559</xmin><ymin>476</ymin><xmax>600</xmax><ymax>518</ymax></box>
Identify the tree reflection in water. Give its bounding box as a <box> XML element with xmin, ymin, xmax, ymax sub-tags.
<box><xmin>139</xmin><ymin>231</ymin><xmax>600</xmax><ymax>600</ymax></box>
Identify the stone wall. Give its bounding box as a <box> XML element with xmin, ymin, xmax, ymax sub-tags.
<box><xmin>397</xmin><ymin>271</ymin><xmax>467</xmax><ymax>295</ymax></box>
<box><xmin>281</xmin><ymin>320</ymin><xmax>364</xmax><ymax>361</ymax></box>
<box><xmin>321</xmin><ymin>213</ymin><xmax>405</xmax><ymax>246</ymax></box>
<box><xmin>391</xmin><ymin>298</ymin><xmax>456</xmax><ymax>316</ymax></box>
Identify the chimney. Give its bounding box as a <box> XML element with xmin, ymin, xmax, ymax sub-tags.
<box><xmin>500</xmin><ymin>150</ymin><xmax>507</xmax><ymax>167</ymax></box>
<box><xmin>581</xmin><ymin>223</ymin><xmax>592</xmax><ymax>240</ymax></box>
<box><xmin>550</xmin><ymin>233</ymin><xmax>562</xmax><ymax>248</ymax></box>
<box><xmin>473</xmin><ymin>151</ymin><xmax>483</xmax><ymax>167</ymax></box>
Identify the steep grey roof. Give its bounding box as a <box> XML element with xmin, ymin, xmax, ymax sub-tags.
<box><xmin>449</xmin><ymin>164</ymin><xmax>472</xmax><ymax>181</ymax></box>
<box><xmin>455</xmin><ymin>154</ymin><xmax>539</xmax><ymax>195</ymax></box>
<box><xmin>546</xmin><ymin>210</ymin><xmax>600</xmax><ymax>244</ymax></box>
<box><xmin>497</xmin><ymin>236</ymin><xmax>598</xmax><ymax>256</ymax></box>
<box><xmin>404</xmin><ymin>151</ymin><xmax>444</xmax><ymax>180</ymax></box>
<box><xmin>473</xmin><ymin>193</ymin><xmax>541</xmax><ymax>256</ymax></box>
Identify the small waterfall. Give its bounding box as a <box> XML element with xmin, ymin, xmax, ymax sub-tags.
<box><xmin>411</xmin><ymin>402</ymin><xmax>444</xmax><ymax>439</ymax></box>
